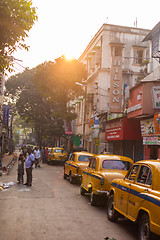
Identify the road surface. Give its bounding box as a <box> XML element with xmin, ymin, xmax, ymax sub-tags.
<box><xmin>0</xmin><ymin>161</ymin><xmax>157</xmax><ymax>240</ymax></box>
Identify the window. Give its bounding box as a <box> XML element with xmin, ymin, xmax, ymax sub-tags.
<box><xmin>111</xmin><ymin>46</ymin><xmax>123</xmax><ymax>57</ymax></box>
<box><xmin>102</xmin><ymin>160</ymin><xmax>132</xmax><ymax>170</ymax></box>
<box><xmin>54</xmin><ymin>149</ymin><xmax>63</xmax><ymax>153</ymax></box>
<box><xmin>88</xmin><ymin>158</ymin><xmax>96</xmax><ymax>169</ymax></box>
<box><xmin>133</xmin><ymin>49</ymin><xmax>144</xmax><ymax>64</ymax></box>
<box><xmin>78</xmin><ymin>155</ymin><xmax>93</xmax><ymax>162</ymax></box>
<box><xmin>137</xmin><ymin>165</ymin><xmax>152</xmax><ymax>185</ymax></box>
<box><xmin>88</xmin><ymin>158</ymin><xmax>93</xmax><ymax>168</ymax></box>
<box><xmin>115</xmin><ymin>46</ymin><xmax>122</xmax><ymax>56</ymax></box>
<box><xmin>92</xmin><ymin>158</ymin><xmax>96</xmax><ymax>169</ymax></box>
<box><xmin>127</xmin><ymin>165</ymin><xmax>140</xmax><ymax>181</ymax></box>
<box><xmin>69</xmin><ymin>154</ymin><xmax>75</xmax><ymax>161</ymax></box>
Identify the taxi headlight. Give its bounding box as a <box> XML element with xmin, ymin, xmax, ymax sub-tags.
<box><xmin>100</xmin><ymin>177</ymin><xmax>105</xmax><ymax>185</ymax></box>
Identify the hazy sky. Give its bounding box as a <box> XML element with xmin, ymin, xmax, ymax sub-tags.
<box><xmin>13</xmin><ymin>0</ymin><xmax>160</xmax><ymax>73</ymax></box>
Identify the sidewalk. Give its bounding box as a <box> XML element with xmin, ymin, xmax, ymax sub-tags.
<box><xmin>0</xmin><ymin>153</ymin><xmax>18</xmax><ymax>176</ymax></box>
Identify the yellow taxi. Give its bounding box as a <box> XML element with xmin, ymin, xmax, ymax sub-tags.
<box><xmin>64</xmin><ymin>151</ymin><xmax>94</xmax><ymax>184</ymax></box>
<box><xmin>46</xmin><ymin>147</ymin><xmax>53</xmax><ymax>163</ymax></box>
<box><xmin>107</xmin><ymin>160</ymin><xmax>160</xmax><ymax>240</ymax></box>
<box><xmin>47</xmin><ymin>147</ymin><xmax>67</xmax><ymax>165</ymax></box>
<box><xmin>80</xmin><ymin>154</ymin><xmax>133</xmax><ymax>206</ymax></box>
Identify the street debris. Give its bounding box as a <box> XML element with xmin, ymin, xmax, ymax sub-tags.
<box><xmin>0</xmin><ymin>182</ymin><xmax>14</xmax><ymax>191</ymax></box>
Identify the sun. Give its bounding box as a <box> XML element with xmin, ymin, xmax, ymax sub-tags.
<box><xmin>64</xmin><ymin>52</ymin><xmax>76</xmax><ymax>61</ymax></box>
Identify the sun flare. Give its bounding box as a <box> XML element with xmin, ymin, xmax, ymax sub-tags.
<box><xmin>64</xmin><ymin>52</ymin><xmax>76</xmax><ymax>61</ymax></box>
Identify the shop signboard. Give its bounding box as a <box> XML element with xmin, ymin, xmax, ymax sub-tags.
<box><xmin>152</xmin><ymin>86</ymin><xmax>160</xmax><ymax>109</ymax></box>
<box><xmin>105</xmin><ymin>126</ymin><xmax>123</xmax><ymax>140</ymax></box>
<box><xmin>95</xmin><ymin>138</ymin><xmax>100</xmax><ymax>146</ymax></box>
<box><xmin>143</xmin><ymin>136</ymin><xmax>160</xmax><ymax>145</ymax></box>
<box><xmin>140</xmin><ymin>119</ymin><xmax>156</xmax><ymax>137</ymax></box>
<box><xmin>110</xmin><ymin>56</ymin><xmax>122</xmax><ymax>113</ymax></box>
<box><xmin>154</xmin><ymin>112</ymin><xmax>160</xmax><ymax>134</ymax></box>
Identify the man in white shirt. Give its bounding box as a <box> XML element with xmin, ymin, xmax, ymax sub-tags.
<box><xmin>33</xmin><ymin>147</ymin><xmax>41</xmax><ymax>168</ymax></box>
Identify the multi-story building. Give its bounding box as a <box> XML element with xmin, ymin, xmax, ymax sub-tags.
<box><xmin>73</xmin><ymin>23</ymin><xmax>159</xmax><ymax>156</ymax></box>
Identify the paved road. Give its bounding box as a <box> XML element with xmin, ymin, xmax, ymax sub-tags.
<box><xmin>0</xmin><ymin>162</ymin><xmax>157</xmax><ymax>240</ymax></box>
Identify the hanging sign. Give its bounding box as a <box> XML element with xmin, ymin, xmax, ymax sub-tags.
<box><xmin>110</xmin><ymin>56</ymin><xmax>122</xmax><ymax>113</ymax></box>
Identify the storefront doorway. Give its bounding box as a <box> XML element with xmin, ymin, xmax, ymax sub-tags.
<box><xmin>149</xmin><ymin>147</ymin><xmax>158</xmax><ymax>159</ymax></box>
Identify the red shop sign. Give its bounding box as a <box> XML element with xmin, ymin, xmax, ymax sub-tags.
<box><xmin>105</xmin><ymin>126</ymin><xmax>123</xmax><ymax>140</ymax></box>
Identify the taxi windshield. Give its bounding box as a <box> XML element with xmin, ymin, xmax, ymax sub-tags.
<box><xmin>78</xmin><ymin>155</ymin><xmax>92</xmax><ymax>162</ymax></box>
<box><xmin>54</xmin><ymin>149</ymin><xmax>63</xmax><ymax>153</ymax></box>
<box><xmin>102</xmin><ymin>160</ymin><xmax>132</xmax><ymax>170</ymax></box>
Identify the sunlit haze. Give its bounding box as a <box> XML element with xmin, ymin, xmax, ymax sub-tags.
<box><xmin>13</xmin><ymin>0</ymin><xmax>160</xmax><ymax>74</ymax></box>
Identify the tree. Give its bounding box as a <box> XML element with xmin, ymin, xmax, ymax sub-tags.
<box><xmin>5</xmin><ymin>57</ymin><xmax>87</xmax><ymax>146</ymax></box>
<box><xmin>135</xmin><ymin>59</ymin><xmax>149</xmax><ymax>85</ymax></box>
<box><xmin>0</xmin><ymin>0</ymin><xmax>37</xmax><ymax>72</ymax></box>
<box><xmin>34</xmin><ymin>56</ymin><xmax>87</xmax><ymax>120</ymax></box>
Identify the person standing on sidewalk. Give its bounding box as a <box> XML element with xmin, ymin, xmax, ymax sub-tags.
<box><xmin>33</xmin><ymin>147</ymin><xmax>41</xmax><ymax>168</ymax></box>
<box><xmin>17</xmin><ymin>154</ymin><xmax>25</xmax><ymax>184</ymax></box>
<box><xmin>24</xmin><ymin>148</ymin><xmax>35</xmax><ymax>186</ymax></box>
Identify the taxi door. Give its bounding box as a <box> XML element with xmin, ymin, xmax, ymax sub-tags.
<box><xmin>115</xmin><ymin>164</ymin><xmax>140</xmax><ymax>216</ymax></box>
<box><xmin>82</xmin><ymin>158</ymin><xmax>95</xmax><ymax>191</ymax></box>
<box><xmin>65</xmin><ymin>154</ymin><xmax>75</xmax><ymax>175</ymax></box>
<box><xmin>127</xmin><ymin>165</ymin><xmax>152</xmax><ymax>221</ymax></box>
<box><xmin>87</xmin><ymin>158</ymin><xmax>97</xmax><ymax>191</ymax></box>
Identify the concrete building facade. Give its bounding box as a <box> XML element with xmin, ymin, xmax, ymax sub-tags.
<box><xmin>73</xmin><ymin>23</ymin><xmax>159</xmax><ymax>154</ymax></box>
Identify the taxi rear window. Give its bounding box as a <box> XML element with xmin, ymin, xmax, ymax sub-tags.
<box><xmin>54</xmin><ymin>149</ymin><xmax>63</xmax><ymax>153</ymax></box>
<box><xmin>102</xmin><ymin>160</ymin><xmax>132</xmax><ymax>170</ymax></box>
<box><xmin>78</xmin><ymin>155</ymin><xmax>93</xmax><ymax>162</ymax></box>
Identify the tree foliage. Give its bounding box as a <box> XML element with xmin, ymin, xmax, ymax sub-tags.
<box><xmin>5</xmin><ymin>57</ymin><xmax>87</xmax><ymax>145</ymax></box>
<box><xmin>135</xmin><ymin>59</ymin><xmax>149</xmax><ymax>85</ymax></box>
<box><xmin>0</xmin><ymin>0</ymin><xmax>37</xmax><ymax>72</ymax></box>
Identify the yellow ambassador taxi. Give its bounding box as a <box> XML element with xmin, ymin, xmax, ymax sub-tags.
<box><xmin>107</xmin><ymin>160</ymin><xmax>160</xmax><ymax>240</ymax></box>
<box><xmin>47</xmin><ymin>147</ymin><xmax>67</xmax><ymax>165</ymax></box>
<box><xmin>64</xmin><ymin>151</ymin><xmax>94</xmax><ymax>184</ymax></box>
<box><xmin>80</xmin><ymin>154</ymin><xmax>133</xmax><ymax>206</ymax></box>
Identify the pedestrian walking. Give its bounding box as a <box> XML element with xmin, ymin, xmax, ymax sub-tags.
<box><xmin>17</xmin><ymin>154</ymin><xmax>25</xmax><ymax>184</ymax></box>
<box><xmin>45</xmin><ymin>148</ymin><xmax>49</xmax><ymax>163</ymax></box>
<box><xmin>102</xmin><ymin>147</ymin><xmax>109</xmax><ymax>154</ymax></box>
<box><xmin>33</xmin><ymin>147</ymin><xmax>41</xmax><ymax>168</ymax></box>
<box><xmin>24</xmin><ymin>148</ymin><xmax>35</xmax><ymax>186</ymax></box>
<box><xmin>41</xmin><ymin>147</ymin><xmax>45</xmax><ymax>163</ymax></box>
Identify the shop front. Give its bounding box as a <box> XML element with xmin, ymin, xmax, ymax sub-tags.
<box><xmin>141</xmin><ymin>116</ymin><xmax>160</xmax><ymax>159</ymax></box>
<box><xmin>105</xmin><ymin>117</ymin><xmax>142</xmax><ymax>161</ymax></box>
<box><xmin>127</xmin><ymin>81</ymin><xmax>160</xmax><ymax>160</ymax></box>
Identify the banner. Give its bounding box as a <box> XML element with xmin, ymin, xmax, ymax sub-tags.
<box><xmin>0</xmin><ymin>72</ymin><xmax>4</xmax><ymax>95</ymax></box>
<box><xmin>2</xmin><ymin>105</ymin><xmax>11</xmax><ymax>126</ymax></box>
<box><xmin>154</xmin><ymin>112</ymin><xmax>160</xmax><ymax>134</ymax></box>
<box><xmin>64</xmin><ymin>120</ymin><xmax>72</xmax><ymax>135</ymax></box>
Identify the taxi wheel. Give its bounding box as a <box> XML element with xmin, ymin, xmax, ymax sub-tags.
<box><xmin>69</xmin><ymin>172</ymin><xmax>74</xmax><ymax>184</ymax></box>
<box><xmin>63</xmin><ymin>171</ymin><xmax>67</xmax><ymax>179</ymax></box>
<box><xmin>90</xmin><ymin>189</ymin><xmax>98</xmax><ymax>206</ymax></box>
<box><xmin>80</xmin><ymin>184</ymin><xmax>86</xmax><ymax>196</ymax></box>
<box><xmin>107</xmin><ymin>195</ymin><xmax>119</xmax><ymax>222</ymax></box>
<box><xmin>139</xmin><ymin>214</ymin><xmax>151</xmax><ymax>240</ymax></box>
